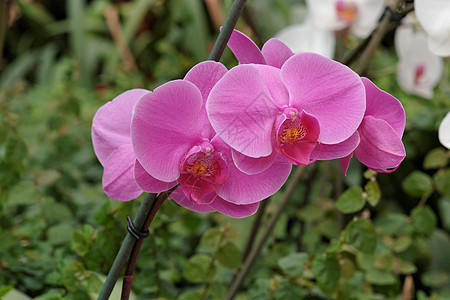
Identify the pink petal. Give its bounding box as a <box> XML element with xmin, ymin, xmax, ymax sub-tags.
<box><xmin>354</xmin><ymin>116</ymin><xmax>406</xmax><ymax>171</ymax></box>
<box><xmin>362</xmin><ymin>78</ymin><xmax>405</xmax><ymax>138</ymax></box>
<box><xmin>171</xmin><ymin>187</ymin><xmax>216</xmax><ymax>213</ymax></box>
<box><xmin>92</xmin><ymin>89</ymin><xmax>149</xmax><ymax>166</ymax></box>
<box><xmin>281</xmin><ymin>53</ymin><xmax>366</xmax><ymax>144</ymax></box>
<box><xmin>231</xmin><ymin>148</ymin><xmax>278</xmax><ymax>175</ymax></box>
<box><xmin>212</xmin><ymin>137</ymin><xmax>292</xmax><ymax>205</ymax></box>
<box><xmin>210</xmin><ymin>198</ymin><xmax>260</xmax><ymax>218</ymax></box>
<box><xmin>261</xmin><ymin>38</ymin><xmax>294</xmax><ymax>68</ymax></box>
<box><xmin>134</xmin><ymin>160</ymin><xmax>178</xmax><ymax>193</ymax></box>
<box><xmin>227</xmin><ymin>29</ymin><xmax>266</xmax><ymax>64</ymax></box>
<box><xmin>339</xmin><ymin>154</ymin><xmax>353</xmax><ymax>175</ymax></box>
<box><xmin>274</xmin><ymin>111</ymin><xmax>320</xmax><ymax>165</ymax></box>
<box><xmin>206</xmin><ymin>65</ymin><xmax>280</xmax><ymax>158</ymax></box>
<box><xmin>314</xmin><ymin>131</ymin><xmax>360</xmax><ymax>160</ymax></box>
<box><xmin>102</xmin><ymin>144</ymin><xmax>142</xmax><ymax>201</ymax></box>
<box><xmin>131</xmin><ymin>80</ymin><xmax>202</xmax><ymax>182</ymax></box>
<box><xmin>184</xmin><ymin>61</ymin><xmax>228</xmax><ymax>139</ymax></box>
<box><xmin>253</xmin><ymin>65</ymin><xmax>290</xmax><ymax>107</ymax></box>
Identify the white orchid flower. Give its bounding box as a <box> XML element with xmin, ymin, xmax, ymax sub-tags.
<box><xmin>439</xmin><ymin>112</ymin><xmax>450</xmax><ymax>149</ymax></box>
<box><xmin>305</xmin><ymin>0</ymin><xmax>385</xmax><ymax>38</ymax></box>
<box><xmin>274</xmin><ymin>18</ymin><xmax>336</xmax><ymax>59</ymax></box>
<box><xmin>415</xmin><ymin>0</ymin><xmax>450</xmax><ymax>57</ymax></box>
<box><xmin>395</xmin><ymin>15</ymin><xmax>444</xmax><ymax>99</ymax></box>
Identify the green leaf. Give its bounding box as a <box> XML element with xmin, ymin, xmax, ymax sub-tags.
<box><xmin>178</xmin><ymin>290</ymin><xmax>202</xmax><ymax>300</ymax></box>
<box><xmin>395</xmin><ymin>259</ymin><xmax>417</xmax><ymax>274</ymax></box>
<box><xmin>200</xmin><ymin>227</ymin><xmax>221</xmax><ymax>248</ymax></box>
<box><xmin>336</xmin><ymin>186</ymin><xmax>365</xmax><ymax>214</ymax></box>
<box><xmin>411</xmin><ymin>206</ymin><xmax>437</xmax><ymax>237</ymax></box>
<box><xmin>421</xmin><ymin>271</ymin><xmax>449</xmax><ymax>288</ymax></box>
<box><xmin>278</xmin><ymin>252</ymin><xmax>309</xmax><ymax>277</ymax></box>
<box><xmin>423</xmin><ymin>148</ymin><xmax>449</xmax><ymax>169</ymax></box>
<box><xmin>48</xmin><ymin>223</ymin><xmax>75</xmax><ymax>245</ymax></box>
<box><xmin>215</xmin><ymin>241</ymin><xmax>242</xmax><ymax>269</ymax></box>
<box><xmin>311</xmin><ymin>254</ymin><xmax>341</xmax><ymax>291</ymax></box>
<box><xmin>392</xmin><ymin>236</ymin><xmax>412</xmax><ymax>253</ymax></box>
<box><xmin>434</xmin><ymin>169</ymin><xmax>450</xmax><ymax>197</ymax></box>
<box><xmin>183</xmin><ymin>254</ymin><xmax>216</xmax><ymax>283</ymax></box>
<box><xmin>345</xmin><ymin>219</ymin><xmax>377</xmax><ymax>253</ymax></box>
<box><xmin>71</xmin><ymin>230</ymin><xmax>92</xmax><ymax>256</ymax></box>
<box><xmin>273</xmin><ymin>281</ymin><xmax>303</xmax><ymax>300</ymax></box>
<box><xmin>248</xmin><ymin>278</ymin><xmax>271</xmax><ymax>300</ymax></box>
<box><xmin>0</xmin><ymin>286</ymin><xmax>13</xmax><ymax>298</ymax></box>
<box><xmin>365</xmin><ymin>269</ymin><xmax>397</xmax><ymax>285</ymax></box>
<box><xmin>365</xmin><ymin>181</ymin><xmax>381</xmax><ymax>207</ymax></box>
<box><xmin>356</xmin><ymin>253</ymin><xmax>376</xmax><ymax>271</ymax></box>
<box><xmin>402</xmin><ymin>171</ymin><xmax>433</xmax><ymax>197</ymax></box>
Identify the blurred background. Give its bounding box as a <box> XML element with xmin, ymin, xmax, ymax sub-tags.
<box><xmin>0</xmin><ymin>0</ymin><xmax>449</xmax><ymax>299</ymax></box>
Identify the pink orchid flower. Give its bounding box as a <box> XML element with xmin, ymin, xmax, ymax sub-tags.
<box><xmin>339</xmin><ymin>78</ymin><xmax>406</xmax><ymax>174</ymax></box>
<box><xmin>306</xmin><ymin>0</ymin><xmax>385</xmax><ymax>38</ymax></box>
<box><xmin>131</xmin><ymin>61</ymin><xmax>292</xmax><ymax>218</ymax></box>
<box><xmin>92</xmin><ymin>89</ymin><xmax>150</xmax><ymax>201</ymax></box>
<box><xmin>206</xmin><ymin>52</ymin><xmax>366</xmax><ymax>174</ymax></box>
<box><xmin>395</xmin><ymin>15</ymin><xmax>443</xmax><ymax>99</ymax></box>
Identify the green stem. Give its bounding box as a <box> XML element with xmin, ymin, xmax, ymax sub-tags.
<box><xmin>225</xmin><ymin>166</ymin><xmax>307</xmax><ymax>300</ymax></box>
<box><xmin>208</xmin><ymin>0</ymin><xmax>247</xmax><ymax>62</ymax></box>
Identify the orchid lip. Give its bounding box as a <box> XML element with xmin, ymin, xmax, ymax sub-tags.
<box><xmin>283</xmin><ymin>107</ymin><xmax>299</xmax><ymax>120</ymax></box>
<box><xmin>178</xmin><ymin>143</ymin><xmax>228</xmax><ymax>205</ymax></box>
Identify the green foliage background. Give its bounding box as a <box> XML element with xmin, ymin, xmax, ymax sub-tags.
<box><xmin>0</xmin><ymin>0</ymin><xmax>449</xmax><ymax>299</ymax></box>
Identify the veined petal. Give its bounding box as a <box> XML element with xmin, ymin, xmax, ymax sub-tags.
<box><xmin>171</xmin><ymin>186</ymin><xmax>260</xmax><ymax>218</ymax></box>
<box><xmin>314</xmin><ymin>131</ymin><xmax>360</xmax><ymax>160</ymax></box>
<box><xmin>274</xmin><ymin>21</ymin><xmax>335</xmax><ymax>59</ymax></box>
<box><xmin>134</xmin><ymin>160</ymin><xmax>178</xmax><ymax>193</ymax></box>
<box><xmin>232</xmin><ymin>148</ymin><xmax>278</xmax><ymax>175</ymax></box>
<box><xmin>438</xmin><ymin>111</ymin><xmax>450</xmax><ymax>149</ymax></box>
<box><xmin>281</xmin><ymin>52</ymin><xmax>366</xmax><ymax>144</ymax></box>
<box><xmin>206</xmin><ymin>65</ymin><xmax>280</xmax><ymax>158</ymax></box>
<box><xmin>355</xmin><ymin>116</ymin><xmax>406</xmax><ymax>171</ymax></box>
<box><xmin>184</xmin><ymin>61</ymin><xmax>228</xmax><ymax>139</ymax></box>
<box><xmin>339</xmin><ymin>154</ymin><xmax>353</xmax><ymax>175</ymax></box>
<box><xmin>227</xmin><ymin>29</ymin><xmax>266</xmax><ymax>64</ymax></box>
<box><xmin>261</xmin><ymin>38</ymin><xmax>294</xmax><ymax>68</ymax></box>
<box><xmin>351</xmin><ymin>0</ymin><xmax>385</xmax><ymax>38</ymax></box>
<box><xmin>210</xmin><ymin>198</ymin><xmax>260</xmax><ymax>218</ymax></box>
<box><xmin>171</xmin><ymin>187</ymin><xmax>216</xmax><ymax>213</ymax></box>
<box><xmin>362</xmin><ymin>78</ymin><xmax>405</xmax><ymax>138</ymax></box>
<box><xmin>102</xmin><ymin>144</ymin><xmax>142</xmax><ymax>201</ymax></box>
<box><xmin>415</xmin><ymin>0</ymin><xmax>450</xmax><ymax>57</ymax></box>
<box><xmin>212</xmin><ymin>136</ymin><xmax>292</xmax><ymax>205</ymax></box>
<box><xmin>131</xmin><ymin>80</ymin><xmax>202</xmax><ymax>182</ymax></box>
<box><xmin>253</xmin><ymin>65</ymin><xmax>290</xmax><ymax>107</ymax></box>
<box><xmin>92</xmin><ymin>89</ymin><xmax>149</xmax><ymax>166</ymax></box>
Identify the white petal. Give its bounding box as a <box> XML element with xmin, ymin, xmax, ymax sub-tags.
<box><xmin>439</xmin><ymin>111</ymin><xmax>450</xmax><ymax>149</ymax></box>
<box><xmin>415</xmin><ymin>0</ymin><xmax>450</xmax><ymax>57</ymax></box>
<box><xmin>274</xmin><ymin>21</ymin><xmax>336</xmax><ymax>58</ymax></box>
<box><xmin>352</xmin><ymin>0</ymin><xmax>385</xmax><ymax>38</ymax></box>
<box><xmin>395</xmin><ymin>22</ymin><xmax>444</xmax><ymax>99</ymax></box>
<box><xmin>306</xmin><ymin>0</ymin><xmax>347</xmax><ymax>31</ymax></box>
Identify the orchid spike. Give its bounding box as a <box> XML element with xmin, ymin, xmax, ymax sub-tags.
<box><xmin>206</xmin><ymin>52</ymin><xmax>366</xmax><ymax>174</ymax></box>
<box><xmin>306</xmin><ymin>0</ymin><xmax>385</xmax><ymax>38</ymax></box>
<box><xmin>131</xmin><ymin>61</ymin><xmax>292</xmax><ymax>218</ymax></box>
<box><xmin>339</xmin><ymin>78</ymin><xmax>406</xmax><ymax>174</ymax></box>
<box><xmin>395</xmin><ymin>15</ymin><xmax>444</xmax><ymax>99</ymax></box>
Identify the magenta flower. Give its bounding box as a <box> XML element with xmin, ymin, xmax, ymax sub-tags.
<box><xmin>206</xmin><ymin>52</ymin><xmax>366</xmax><ymax>174</ymax></box>
<box><xmin>339</xmin><ymin>78</ymin><xmax>406</xmax><ymax>174</ymax></box>
<box><xmin>92</xmin><ymin>89</ymin><xmax>150</xmax><ymax>201</ymax></box>
<box><xmin>131</xmin><ymin>61</ymin><xmax>292</xmax><ymax>218</ymax></box>
<box><xmin>227</xmin><ymin>29</ymin><xmax>294</xmax><ymax>68</ymax></box>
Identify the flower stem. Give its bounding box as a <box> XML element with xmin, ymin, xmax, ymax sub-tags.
<box><xmin>208</xmin><ymin>0</ymin><xmax>247</xmax><ymax>62</ymax></box>
<box><xmin>97</xmin><ymin>189</ymin><xmax>175</xmax><ymax>300</ymax></box>
<box><xmin>0</xmin><ymin>0</ymin><xmax>11</xmax><ymax>71</ymax></box>
<box><xmin>225</xmin><ymin>166</ymin><xmax>307</xmax><ymax>300</ymax></box>
<box><xmin>354</xmin><ymin>0</ymin><xmax>404</xmax><ymax>74</ymax></box>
